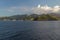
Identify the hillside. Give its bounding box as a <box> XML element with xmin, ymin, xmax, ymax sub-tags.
<box><xmin>0</xmin><ymin>13</ymin><xmax>60</xmax><ymax>21</ymax></box>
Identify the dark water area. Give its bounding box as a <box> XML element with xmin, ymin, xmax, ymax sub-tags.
<box><xmin>0</xmin><ymin>21</ymin><xmax>60</xmax><ymax>40</ymax></box>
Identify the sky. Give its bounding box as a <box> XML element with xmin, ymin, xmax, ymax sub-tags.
<box><xmin>0</xmin><ymin>0</ymin><xmax>60</xmax><ymax>16</ymax></box>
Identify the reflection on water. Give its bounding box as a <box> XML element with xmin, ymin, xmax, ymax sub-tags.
<box><xmin>0</xmin><ymin>21</ymin><xmax>60</xmax><ymax>40</ymax></box>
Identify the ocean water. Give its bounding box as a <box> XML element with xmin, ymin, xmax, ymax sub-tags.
<box><xmin>0</xmin><ymin>21</ymin><xmax>60</xmax><ymax>40</ymax></box>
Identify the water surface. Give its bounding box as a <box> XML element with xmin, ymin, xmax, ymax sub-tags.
<box><xmin>0</xmin><ymin>21</ymin><xmax>60</xmax><ymax>40</ymax></box>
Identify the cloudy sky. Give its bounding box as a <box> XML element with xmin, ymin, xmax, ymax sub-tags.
<box><xmin>0</xmin><ymin>0</ymin><xmax>60</xmax><ymax>16</ymax></box>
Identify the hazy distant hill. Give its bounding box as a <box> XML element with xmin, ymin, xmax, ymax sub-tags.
<box><xmin>10</xmin><ymin>13</ymin><xmax>60</xmax><ymax>18</ymax></box>
<box><xmin>49</xmin><ymin>13</ymin><xmax>60</xmax><ymax>18</ymax></box>
<box><xmin>9</xmin><ymin>14</ymin><xmax>39</xmax><ymax>20</ymax></box>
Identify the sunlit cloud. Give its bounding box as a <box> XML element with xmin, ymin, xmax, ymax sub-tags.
<box><xmin>31</xmin><ymin>5</ymin><xmax>60</xmax><ymax>14</ymax></box>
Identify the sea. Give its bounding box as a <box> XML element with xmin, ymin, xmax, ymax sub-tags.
<box><xmin>0</xmin><ymin>21</ymin><xmax>60</xmax><ymax>40</ymax></box>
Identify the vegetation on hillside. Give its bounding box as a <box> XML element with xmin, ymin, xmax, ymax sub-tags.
<box><xmin>0</xmin><ymin>13</ymin><xmax>60</xmax><ymax>21</ymax></box>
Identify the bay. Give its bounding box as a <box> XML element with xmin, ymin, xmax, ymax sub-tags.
<box><xmin>0</xmin><ymin>21</ymin><xmax>60</xmax><ymax>40</ymax></box>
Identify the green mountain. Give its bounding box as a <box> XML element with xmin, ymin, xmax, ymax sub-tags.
<box><xmin>0</xmin><ymin>13</ymin><xmax>60</xmax><ymax>21</ymax></box>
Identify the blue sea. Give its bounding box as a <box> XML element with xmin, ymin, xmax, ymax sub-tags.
<box><xmin>0</xmin><ymin>21</ymin><xmax>60</xmax><ymax>40</ymax></box>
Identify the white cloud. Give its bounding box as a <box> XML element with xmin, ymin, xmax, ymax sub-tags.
<box><xmin>31</xmin><ymin>5</ymin><xmax>60</xmax><ymax>14</ymax></box>
<box><xmin>37</xmin><ymin>5</ymin><xmax>41</xmax><ymax>8</ymax></box>
<box><xmin>6</xmin><ymin>7</ymin><xmax>31</xmax><ymax>13</ymax></box>
<box><xmin>5</xmin><ymin>5</ymin><xmax>60</xmax><ymax>15</ymax></box>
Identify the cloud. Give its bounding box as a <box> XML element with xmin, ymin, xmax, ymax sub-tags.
<box><xmin>5</xmin><ymin>5</ymin><xmax>60</xmax><ymax>15</ymax></box>
<box><xmin>31</xmin><ymin>5</ymin><xmax>60</xmax><ymax>14</ymax></box>
<box><xmin>6</xmin><ymin>7</ymin><xmax>31</xmax><ymax>13</ymax></box>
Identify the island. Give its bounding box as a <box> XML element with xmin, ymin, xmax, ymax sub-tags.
<box><xmin>0</xmin><ymin>13</ymin><xmax>60</xmax><ymax>21</ymax></box>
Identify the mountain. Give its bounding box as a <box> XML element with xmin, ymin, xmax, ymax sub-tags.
<box><xmin>0</xmin><ymin>13</ymin><xmax>60</xmax><ymax>21</ymax></box>
<box><xmin>49</xmin><ymin>13</ymin><xmax>60</xmax><ymax>18</ymax></box>
<box><xmin>9</xmin><ymin>14</ymin><xmax>39</xmax><ymax>20</ymax></box>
